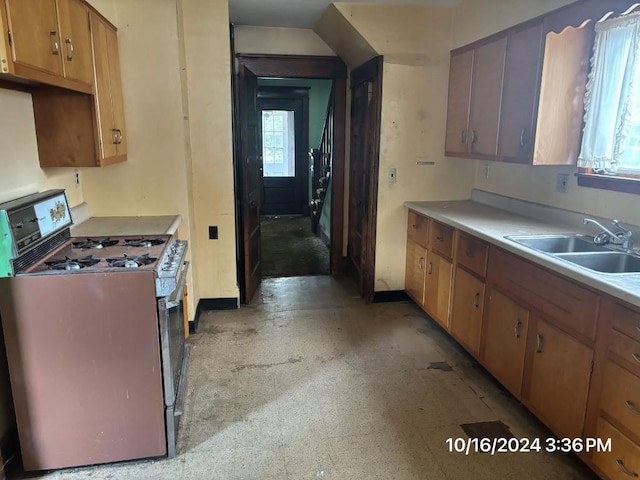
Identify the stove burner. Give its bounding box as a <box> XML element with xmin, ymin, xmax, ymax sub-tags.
<box><xmin>45</xmin><ymin>255</ymin><xmax>101</xmax><ymax>270</ymax></box>
<box><xmin>124</xmin><ymin>237</ymin><xmax>166</xmax><ymax>248</ymax></box>
<box><xmin>72</xmin><ymin>237</ymin><xmax>119</xmax><ymax>249</ymax></box>
<box><xmin>106</xmin><ymin>253</ymin><xmax>157</xmax><ymax>269</ymax></box>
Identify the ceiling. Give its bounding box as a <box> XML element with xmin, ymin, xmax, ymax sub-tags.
<box><xmin>229</xmin><ymin>0</ymin><xmax>461</xmax><ymax>29</ymax></box>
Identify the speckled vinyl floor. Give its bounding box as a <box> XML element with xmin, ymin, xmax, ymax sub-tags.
<box><xmin>16</xmin><ymin>276</ymin><xmax>598</xmax><ymax>480</ymax></box>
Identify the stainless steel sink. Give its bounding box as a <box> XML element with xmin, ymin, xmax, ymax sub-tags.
<box><xmin>506</xmin><ymin>234</ymin><xmax>608</xmax><ymax>253</ymax></box>
<box><xmin>554</xmin><ymin>252</ymin><xmax>640</xmax><ymax>274</ymax></box>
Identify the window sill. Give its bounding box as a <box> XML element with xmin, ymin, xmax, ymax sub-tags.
<box><xmin>577</xmin><ymin>172</ymin><xmax>640</xmax><ymax>195</ymax></box>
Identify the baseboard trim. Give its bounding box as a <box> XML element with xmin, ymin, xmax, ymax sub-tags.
<box><xmin>191</xmin><ymin>298</ymin><xmax>239</xmax><ymax>333</ymax></box>
<box><xmin>373</xmin><ymin>290</ymin><xmax>410</xmax><ymax>303</ymax></box>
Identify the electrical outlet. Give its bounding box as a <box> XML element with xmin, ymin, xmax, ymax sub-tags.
<box><xmin>74</xmin><ymin>169</ymin><xmax>80</xmax><ymax>187</ymax></box>
<box><xmin>387</xmin><ymin>167</ymin><xmax>397</xmax><ymax>183</ymax></box>
<box><xmin>483</xmin><ymin>164</ymin><xmax>490</xmax><ymax>179</ymax></box>
<box><xmin>209</xmin><ymin>226</ymin><xmax>218</xmax><ymax>239</ymax></box>
<box><xmin>556</xmin><ymin>173</ymin><xmax>569</xmax><ymax>193</ymax></box>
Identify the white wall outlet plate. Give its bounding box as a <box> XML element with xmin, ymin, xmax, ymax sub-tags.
<box><xmin>387</xmin><ymin>167</ymin><xmax>397</xmax><ymax>183</ymax></box>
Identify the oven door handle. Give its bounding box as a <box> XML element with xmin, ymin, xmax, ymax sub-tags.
<box><xmin>166</xmin><ymin>261</ymin><xmax>189</xmax><ymax>308</ymax></box>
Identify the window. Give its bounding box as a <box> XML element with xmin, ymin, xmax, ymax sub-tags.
<box><xmin>262</xmin><ymin>110</ymin><xmax>295</xmax><ymax>177</ymax></box>
<box><xmin>577</xmin><ymin>11</ymin><xmax>640</xmax><ymax>193</ymax></box>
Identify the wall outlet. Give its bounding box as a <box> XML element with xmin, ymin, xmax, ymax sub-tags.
<box><xmin>387</xmin><ymin>167</ymin><xmax>397</xmax><ymax>183</ymax></box>
<box><xmin>483</xmin><ymin>163</ymin><xmax>490</xmax><ymax>179</ymax></box>
<box><xmin>74</xmin><ymin>169</ymin><xmax>80</xmax><ymax>187</ymax></box>
<box><xmin>209</xmin><ymin>226</ymin><xmax>218</xmax><ymax>239</ymax></box>
<box><xmin>556</xmin><ymin>173</ymin><xmax>569</xmax><ymax>193</ymax></box>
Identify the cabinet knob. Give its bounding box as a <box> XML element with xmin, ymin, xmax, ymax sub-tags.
<box><xmin>465</xmin><ymin>250</ymin><xmax>474</xmax><ymax>258</ymax></box>
<box><xmin>520</xmin><ymin>128</ymin><xmax>529</xmax><ymax>148</ymax></box>
<box><xmin>632</xmin><ymin>352</ymin><xmax>640</xmax><ymax>364</ymax></box>
<box><xmin>436</xmin><ymin>235</ymin><xmax>445</xmax><ymax>242</ymax></box>
<box><xmin>625</xmin><ymin>400</ymin><xmax>640</xmax><ymax>416</ymax></box>
<box><xmin>427</xmin><ymin>262</ymin><xmax>433</xmax><ymax>275</ymax></box>
<box><xmin>471</xmin><ymin>130</ymin><xmax>478</xmax><ymax>146</ymax></box>
<box><xmin>535</xmin><ymin>334</ymin><xmax>543</xmax><ymax>353</ymax></box>
<box><xmin>514</xmin><ymin>319</ymin><xmax>522</xmax><ymax>339</ymax></box>
<box><xmin>418</xmin><ymin>257</ymin><xmax>424</xmax><ymax>270</ymax></box>
<box><xmin>65</xmin><ymin>38</ymin><xmax>75</xmax><ymax>61</ymax></box>
<box><xmin>459</xmin><ymin>129</ymin><xmax>467</xmax><ymax>145</ymax></box>
<box><xmin>615</xmin><ymin>459</ymin><xmax>638</xmax><ymax>478</ymax></box>
<box><xmin>473</xmin><ymin>292</ymin><xmax>480</xmax><ymax>308</ymax></box>
<box><xmin>50</xmin><ymin>31</ymin><xmax>60</xmax><ymax>55</ymax></box>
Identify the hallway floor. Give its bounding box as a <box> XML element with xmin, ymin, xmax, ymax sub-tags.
<box><xmin>22</xmin><ymin>276</ymin><xmax>597</xmax><ymax>480</ymax></box>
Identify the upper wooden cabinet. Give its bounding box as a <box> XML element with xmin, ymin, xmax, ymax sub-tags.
<box><xmin>31</xmin><ymin>8</ymin><xmax>127</xmax><ymax>167</ymax></box>
<box><xmin>445</xmin><ymin>35</ymin><xmax>506</xmax><ymax>159</ymax></box>
<box><xmin>497</xmin><ymin>21</ymin><xmax>544</xmax><ymax>163</ymax></box>
<box><xmin>90</xmin><ymin>11</ymin><xmax>127</xmax><ymax>164</ymax></box>
<box><xmin>1</xmin><ymin>0</ymin><xmax>93</xmax><ymax>92</ymax></box>
<box><xmin>444</xmin><ymin>1</ymin><xmax>639</xmax><ymax>165</ymax></box>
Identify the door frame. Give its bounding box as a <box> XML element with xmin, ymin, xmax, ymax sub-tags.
<box><xmin>233</xmin><ymin>54</ymin><xmax>348</xmax><ymax>304</ymax></box>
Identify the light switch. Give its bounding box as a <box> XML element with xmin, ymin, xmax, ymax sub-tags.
<box><xmin>387</xmin><ymin>167</ymin><xmax>397</xmax><ymax>183</ymax></box>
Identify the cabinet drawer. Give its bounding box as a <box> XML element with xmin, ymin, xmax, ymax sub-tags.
<box><xmin>407</xmin><ymin>211</ymin><xmax>429</xmax><ymax>248</ymax></box>
<box><xmin>429</xmin><ymin>221</ymin><xmax>454</xmax><ymax>258</ymax></box>
<box><xmin>600</xmin><ymin>361</ymin><xmax>640</xmax><ymax>440</ymax></box>
<box><xmin>593</xmin><ymin>417</ymin><xmax>640</xmax><ymax>480</ymax></box>
<box><xmin>610</xmin><ymin>301</ymin><xmax>640</xmax><ymax>344</ymax></box>
<box><xmin>610</xmin><ymin>329</ymin><xmax>640</xmax><ymax>374</ymax></box>
<box><xmin>488</xmin><ymin>248</ymin><xmax>597</xmax><ymax>341</ymax></box>
<box><xmin>456</xmin><ymin>233</ymin><xmax>488</xmax><ymax>278</ymax></box>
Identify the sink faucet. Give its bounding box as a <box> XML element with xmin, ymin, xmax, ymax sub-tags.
<box><xmin>584</xmin><ymin>218</ymin><xmax>634</xmax><ymax>250</ymax></box>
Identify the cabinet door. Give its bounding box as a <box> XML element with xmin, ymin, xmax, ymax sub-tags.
<box><xmin>90</xmin><ymin>12</ymin><xmax>127</xmax><ymax>164</ymax></box>
<box><xmin>105</xmin><ymin>19</ymin><xmax>126</xmax><ymax>157</ymax></box>
<box><xmin>498</xmin><ymin>22</ymin><xmax>543</xmax><ymax>163</ymax></box>
<box><xmin>482</xmin><ymin>288</ymin><xmax>529</xmax><ymax>396</ymax></box>
<box><xmin>450</xmin><ymin>267</ymin><xmax>485</xmax><ymax>356</ymax></box>
<box><xmin>57</xmin><ymin>0</ymin><xmax>92</xmax><ymax>84</ymax></box>
<box><xmin>405</xmin><ymin>239</ymin><xmax>427</xmax><ymax>307</ymax></box>
<box><xmin>424</xmin><ymin>252</ymin><xmax>452</xmax><ymax>329</ymax></box>
<box><xmin>527</xmin><ymin>317</ymin><xmax>593</xmax><ymax>439</ymax></box>
<box><xmin>5</xmin><ymin>0</ymin><xmax>62</xmax><ymax>76</ymax></box>
<box><xmin>468</xmin><ymin>35</ymin><xmax>506</xmax><ymax>157</ymax></box>
<box><xmin>444</xmin><ymin>49</ymin><xmax>473</xmax><ymax>155</ymax></box>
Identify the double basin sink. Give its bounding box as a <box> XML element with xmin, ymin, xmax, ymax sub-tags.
<box><xmin>506</xmin><ymin>234</ymin><xmax>640</xmax><ymax>274</ymax></box>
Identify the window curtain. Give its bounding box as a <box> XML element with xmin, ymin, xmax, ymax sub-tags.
<box><xmin>578</xmin><ymin>12</ymin><xmax>640</xmax><ymax>174</ymax></box>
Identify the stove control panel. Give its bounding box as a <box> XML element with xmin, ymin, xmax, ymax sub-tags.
<box><xmin>155</xmin><ymin>239</ymin><xmax>188</xmax><ymax>297</ymax></box>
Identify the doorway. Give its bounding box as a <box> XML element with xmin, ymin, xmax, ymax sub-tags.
<box><xmin>257</xmin><ymin>87</ymin><xmax>309</xmax><ymax>216</ymax></box>
<box><xmin>232</xmin><ymin>54</ymin><xmax>347</xmax><ymax>304</ymax></box>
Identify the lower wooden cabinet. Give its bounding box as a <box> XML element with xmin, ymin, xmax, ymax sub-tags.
<box><xmin>405</xmin><ymin>238</ymin><xmax>427</xmax><ymax>307</ymax></box>
<box><xmin>593</xmin><ymin>417</ymin><xmax>640</xmax><ymax>480</ymax></box>
<box><xmin>404</xmin><ymin>209</ymin><xmax>640</xmax><ymax>480</ymax></box>
<box><xmin>424</xmin><ymin>251</ymin><xmax>452</xmax><ymax>329</ymax></box>
<box><xmin>482</xmin><ymin>287</ymin><xmax>529</xmax><ymax>396</ymax></box>
<box><xmin>526</xmin><ymin>316</ymin><xmax>593</xmax><ymax>440</ymax></box>
<box><xmin>450</xmin><ymin>267</ymin><xmax>484</xmax><ymax>356</ymax></box>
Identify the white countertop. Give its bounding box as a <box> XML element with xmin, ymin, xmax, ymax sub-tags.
<box><xmin>70</xmin><ymin>215</ymin><xmax>182</xmax><ymax>237</ymax></box>
<box><xmin>405</xmin><ymin>200</ymin><xmax>640</xmax><ymax>308</ymax></box>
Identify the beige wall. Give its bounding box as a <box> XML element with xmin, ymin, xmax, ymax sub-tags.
<box><xmin>324</xmin><ymin>4</ymin><xmax>475</xmax><ymax>291</ymax></box>
<box><xmin>180</xmin><ymin>0</ymin><xmax>237</xmax><ymax>300</ymax></box>
<box><xmin>234</xmin><ymin>26</ymin><xmax>335</xmax><ymax>55</ymax></box>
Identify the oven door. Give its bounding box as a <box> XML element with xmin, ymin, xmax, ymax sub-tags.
<box><xmin>157</xmin><ymin>260</ymin><xmax>189</xmax><ymax>458</ymax></box>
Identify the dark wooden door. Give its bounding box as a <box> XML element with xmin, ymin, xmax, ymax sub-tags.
<box><xmin>237</xmin><ymin>65</ymin><xmax>262</xmax><ymax>303</ymax></box>
<box><xmin>258</xmin><ymin>98</ymin><xmax>307</xmax><ymax>216</ymax></box>
<box><xmin>347</xmin><ymin>56</ymin><xmax>383</xmax><ymax>301</ymax></box>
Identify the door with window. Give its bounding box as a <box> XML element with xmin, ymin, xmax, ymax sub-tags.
<box><xmin>258</xmin><ymin>98</ymin><xmax>307</xmax><ymax>216</ymax></box>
